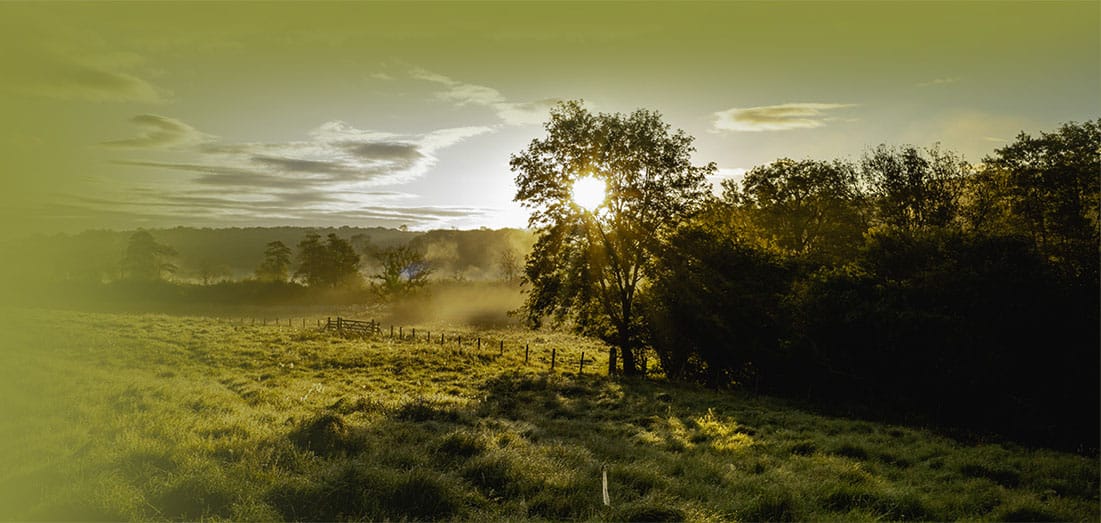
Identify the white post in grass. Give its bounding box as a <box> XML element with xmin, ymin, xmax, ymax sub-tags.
<box><xmin>601</xmin><ymin>463</ymin><xmax>610</xmax><ymax>506</ymax></box>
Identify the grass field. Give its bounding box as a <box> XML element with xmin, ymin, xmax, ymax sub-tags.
<box><xmin>0</xmin><ymin>308</ymin><xmax>1096</xmax><ymax>521</ymax></box>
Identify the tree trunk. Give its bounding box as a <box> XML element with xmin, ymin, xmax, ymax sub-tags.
<box><xmin>617</xmin><ymin>323</ymin><xmax>639</xmax><ymax>375</ymax></box>
<box><xmin>618</xmin><ymin>297</ymin><xmax>639</xmax><ymax>376</ymax></box>
<box><xmin>622</xmin><ymin>345</ymin><xmax>639</xmax><ymax>376</ymax></box>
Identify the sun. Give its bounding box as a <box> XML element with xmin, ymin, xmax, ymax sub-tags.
<box><xmin>572</xmin><ymin>175</ymin><xmax>606</xmax><ymax>212</ymax></box>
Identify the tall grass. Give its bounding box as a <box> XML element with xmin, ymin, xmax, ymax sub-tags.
<box><xmin>0</xmin><ymin>308</ymin><xmax>1096</xmax><ymax>521</ymax></box>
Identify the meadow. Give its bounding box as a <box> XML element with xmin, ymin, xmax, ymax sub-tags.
<box><xmin>0</xmin><ymin>308</ymin><xmax>1096</xmax><ymax>522</ymax></box>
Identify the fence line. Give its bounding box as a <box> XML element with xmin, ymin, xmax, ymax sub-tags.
<box><xmin>316</xmin><ymin>316</ymin><xmax>602</xmax><ymax>375</ymax></box>
<box><xmin>219</xmin><ymin>315</ymin><xmax>606</xmax><ymax>375</ymax></box>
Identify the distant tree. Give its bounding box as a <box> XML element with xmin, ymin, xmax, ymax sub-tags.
<box><xmin>196</xmin><ymin>258</ymin><xmax>230</xmax><ymax>285</ymax></box>
<box><xmin>372</xmin><ymin>244</ymin><xmax>432</xmax><ymax>296</ymax></box>
<box><xmin>511</xmin><ymin>100</ymin><xmax>714</xmax><ymax>375</ymax></box>
<box><xmin>722</xmin><ymin>158</ymin><xmax>866</xmax><ymax>261</ymax></box>
<box><xmin>497</xmin><ymin>247</ymin><xmax>521</xmax><ymax>284</ymax></box>
<box><xmin>294</xmin><ymin>233</ymin><xmax>361</xmax><ymax>288</ymax></box>
<box><xmin>325</xmin><ymin>233</ymin><xmax>361</xmax><ymax>286</ymax></box>
<box><xmin>860</xmin><ymin>144</ymin><xmax>968</xmax><ymax>232</ymax></box>
<box><xmin>294</xmin><ymin>233</ymin><xmax>327</xmax><ymax>287</ymax></box>
<box><xmin>255</xmin><ymin>240</ymin><xmax>293</xmax><ymax>282</ymax></box>
<box><xmin>121</xmin><ymin>230</ymin><xmax>177</xmax><ymax>281</ymax></box>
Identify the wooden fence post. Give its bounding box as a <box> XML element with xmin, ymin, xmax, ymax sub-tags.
<box><xmin>390</xmin><ymin>325</ymin><xmax>394</xmax><ymax>338</ymax></box>
<box><xmin>551</xmin><ymin>347</ymin><xmax>556</xmax><ymax>370</ymax></box>
<box><xmin>399</xmin><ymin>326</ymin><xmax>403</xmax><ymax>339</ymax></box>
<box><xmin>477</xmin><ymin>337</ymin><xmax>481</xmax><ymax>351</ymax></box>
<box><xmin>580</xmin><ymin>352</ymin><xmax>585</xmax><ymax>374</ymax></box>
<box><xmin>411</xmin><ymin>328</ymin><xmax>416</xmax><ymax>342</ymax></box>
<box><xmin>499</xmin><ymin>340</ymin><xmax>503</xmax><ymax>355</ymax></box>
<box><xmin>525</xmin><ymin>343</ymin><xmax>529</xmax><ymax>364</ymax></box>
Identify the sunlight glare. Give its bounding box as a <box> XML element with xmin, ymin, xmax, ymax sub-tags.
<box><xmin>572</xmin><ymin>175</ymin><xmax>606</xmax><ymax>212</ymax></box>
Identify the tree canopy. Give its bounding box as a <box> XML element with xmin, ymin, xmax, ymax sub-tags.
<box><xmin>255</xmin><ymin>240</ymin><xmax>292</xmax><ymax>282</ymax></box>
<box><xmin>641</xmin><ymin>119</ymin><xmax>1099</xmax><ymax>451</ymax></box>
<box><xmin>370</xmin><ymin>244</ymin><xmax>433</xmax><ymax>297</ymax></box>
<box><xmin>511</xmin><ymin>100</ymin><xmax>714</xmax><ymax>375</ymax></box>
<box><xmin>294</xmin><ymin>233</ymin><xmax>361</xmax><ymax>288</ymax></box>
<box><xmin>120</xmin><ymin>230</ymin><xmax>177</xmax><ymax>281</ymax></box>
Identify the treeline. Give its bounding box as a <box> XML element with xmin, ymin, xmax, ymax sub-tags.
<box><xmin>1</xmin><ymin>226</ymin><xmax>533</xmax><ymax>309</ymax></box>
<box><xmin>5</xmin><ymin>227</ymin><xmax>532</xmax><ymax>284</ymax></box>
<box><xmin>646</xmin><ymin>121</ymin><xmax>1099</xmax><ymax>451</ymax></box>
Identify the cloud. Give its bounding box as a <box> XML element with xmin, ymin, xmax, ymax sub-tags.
<box><xmin>918</xmin><ymin>77</ymin><xmax>960</xmax><ymax>87</ymax></box>
<box><xmin>341</xmin><ymin>142</ymin><xmax>423</xmax><ymax>162</ymax></box>
<box><xmin>105</xmin><ymin>117</ymin><xmax>496</xmax><ymax>229</ymax></box>
<box><xmin>50</xmin><ymin>191</ymin><xmax>493</xmax><ymax>231</ymax></box>
<box><xmin>9</xmin><ymin>54</ymin><xmax>169</xmax><ymax>103</ymax></box>
<box><xmin>713</xmin><ymin>103</ymin><xmax>856</xmax><ymax>132</ymax></box>
<box><xmin>411</xmin><ymin>67</ymin><xmax>559</xmax><ymax>126</ymax></box>
<box><xmin>101</xmin><ymin>114</ymin><xmax>215</xmax><ymax>149</ymax></box>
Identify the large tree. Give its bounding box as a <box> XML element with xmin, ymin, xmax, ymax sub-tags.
<box><xmin>511</xmin><ymin>100</ymin><xmax>714</xmax><ymax>375</ymax></box>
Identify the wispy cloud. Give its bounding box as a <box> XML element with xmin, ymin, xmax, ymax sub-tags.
<box><xmin>918</xmin><ymin>77</ymin><xmax>961</xmax><ymax>87</ymax></box>
<box><xmin>8</xmin><ymin>52</ymin><xmax>170</xmax><ymax>103</ymax></box>
<box><xmin>713</xmin><ymin>103</ymin><xmax>856</xmax><ymax>132</ymax></box>
<box><xmin>411</xmin><ymin>67</ymin><xmax>559</xmax><ymax>126</ymax></box>
<box><xmin>101</xmin><ymin>114</ymin><xmax>215</xmax><ymax>149</ymax></box>
<box><xmin>37</xmin><ymin>196</ymin><xmax>496</xmax><ymax>231</ymax></box>
<box><xmin>100</xmin><ymin>117</ymin><xmax>496</xmax><ymax>228</ymax></box>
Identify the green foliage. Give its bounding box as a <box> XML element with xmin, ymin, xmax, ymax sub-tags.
<box><xmin>648</xmin><ymin>220</ymin><xmax>793</xmax><ymax>386</ymax></box>
<box><xmin>294</xmin><ymin>232</ymin><xmax>361</xmax><ymax>288</ymax></box>
<box><xmin>120</xmin><ymin>229</ymin><xmax>177</xmax><ymax>281</ymax></box>
<box><xmin>254</xmin><ymin>240</ymin><xmax>292</xmax><ymax>282</ymax></box>
<box><xmin>981</xmin><ymin>119</ymin><xmax>1100</xmax><ymax>280</ymax></box>
<box><xmin>512</xmin><ymin>100</ymin><xmax>714</xmax><ymax>375</ymax></box>
<box><xmin>722</xmin><ymin>158</ymin><xmax>866</xmax><ymax>261</ymax></box>
<box><xmin>370</xmin><ymin>243</ymin><xmax>433</xmax><ymax>297</ymax></box>
<box><xmin>644</xmin><ymin>119</ymin><xmax>1099</xmax><ymax>452</ymax></box>
<box><xmin>861</xmin><ymin>144</ymin><xmax>968</xmax><ymax>232</ymax></box>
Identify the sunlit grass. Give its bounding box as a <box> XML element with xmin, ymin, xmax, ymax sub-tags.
<box><xmin>0</xmin><ymin>308</ymin><xmax>1096</xmax><ymax>521</ymax></box>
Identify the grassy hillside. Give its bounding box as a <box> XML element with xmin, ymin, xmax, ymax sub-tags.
<box><xmin>0</xmin><ymin>309</ymin><xmax>1096</xmax><ymax>521</ymax></box>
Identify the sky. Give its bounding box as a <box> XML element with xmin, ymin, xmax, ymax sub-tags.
<box><xmin>1</xmin><ymin>1</ymin><xmax>1097</xmax><ymax>238</ymax></box>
